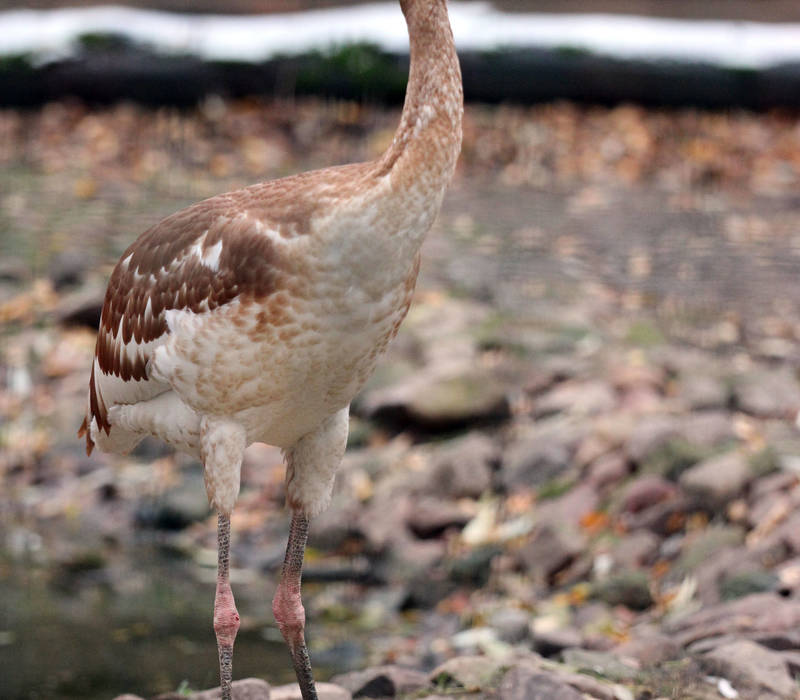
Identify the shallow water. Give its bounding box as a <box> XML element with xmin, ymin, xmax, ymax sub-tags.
<box><xmin>0</xmin><ymin>545</ymin><xmax>350</xmax><ymax>700</ymax></box>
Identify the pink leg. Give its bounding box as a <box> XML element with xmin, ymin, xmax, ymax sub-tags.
<box><xmin>272</xmin><ymin>511</ymin><xmax>317</xmax><ymax>700</ymax></box>
<box><xmin>214</xmin><ymin>513</ymin><xmax>240</xmax><ymax>700</ymax></box>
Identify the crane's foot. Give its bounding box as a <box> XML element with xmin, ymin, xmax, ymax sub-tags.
<box><xmin>214</xmin><ymin>513</ymin><xmax>240</xmax><ymax>700</ymax></box>
<box><xmin>273</xmin><ymin>512</ymin><xmax>318</xmax><ymax>700</ymax></box>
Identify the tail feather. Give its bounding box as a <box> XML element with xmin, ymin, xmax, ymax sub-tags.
<box><xmin>77</xmin><ymin>415</ymin><xmax>95</xmax><ymax>456</ymax></box>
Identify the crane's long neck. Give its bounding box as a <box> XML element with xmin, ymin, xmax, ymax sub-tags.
<box><xmin>377</xmin><ymin>0</ymin><xmax>463</xmax><ymax>205</ymax></box>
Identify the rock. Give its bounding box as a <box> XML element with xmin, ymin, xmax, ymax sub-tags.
<box><xmin>609</xmin><ymin>530</ymin><xmax>660</xmax><ymax>568</ymax></box>
<box><xmin>363</xmin><ymin>367</ymin><xmax>510</xmax><ymax>429</ymax></box>
<box><xmin>113</xmin><ymin>696</ymin><xmax>145</xmax><ymax>700</ymax></box>
<box><xmin>53</xmin><ymin>285</ymin><xmax>105</xmax><ymax>328</ymax></box>
<box><xmin>593</xmin><ymin>569</ymin><xmax>653</xmax><ymax>610</ymax></box>
<box><xmin>155</xmin><ymin>679</ymin><xmax>271</xmax><ymax>700</ymax></box>
<box><xmin>733</xmin><ymin>367</ymin><xmax>800</xmax><ymax>419</ymax></box>
<box><xmin>502</xmin><ymin>418</ymin><xmax>584</xmax><ymax>490</ymax></box>
<box><xmin>270</xmin><ymin>682</ymin><xmax>351</xmax><ymax>700</ymax></box>
<box><xmin>674</xmin><ymin>525</ymin><xmax>745</xmax><ymax>578</ymax></box>
<box><xmin>560</xmin><ymin>648</ymin><xmax>639</xmax><ymax>682</ymax></box>
<box><xmin>532</xmin><ymin>626</ymin><xmax>583</xmax><ymax>657</ymax></box>
<box><xmin>425</xmin><ymin>432</ymin><xmax>497</xmax><ymax>499</ymax></box>
<box><xmin>517</xmin><ymin>523</ymin><xmax>585</xmax><ymax>583</ymax></box>
<box><xmin>700</xmin><ymin>639</ymin><xmax>796</xmax><ymax>698</ymax></box>
<box><xmin>406</xmin><ymin>497</ymin><xmax>472</xmax><ymax>538</ymax></box>
<box><xmin>719</xmin><ymin>569</ymin><xmax>780</xmax><ymax>601</ymax></box>
<box><xmin>533</xmin><ymin>379</ymin><xmax>616</xmax><ymax>418</ymax></box>
<box><xmin>620</xmin><ymin>475</ymin><xmax>678</xmax><ymax>514</ymax></box>
<box><xmin>586</xmin><ymin>452</ymin><xmax>630</xmax><ymax>492</ymax></box>
<box><xmin>48</xmin><ymin>249</ymin><xmax>90</xmax><ymax>290</ymax></box>
<box><xmin>136</xmin><ymin>469</ymin><xmax>210</xmax><ymax>530</ymax></box>
<box><xmin>679</xmin><ymin>411</ymin><xmax>736</xmax><ymax>448</ymax></box>
<box><xmin>615</xmin><ymin>626</ymin><xmax>681</xmax><ymax>665</ymax></box>
<box><xmin>665</xmin><ymin>593</ymin><xmax>800</xmax><ymax>647</ymax></box>
<box><xmin>679</xmin><ymin>452</ymin><xmax>752</xmax><ymax>505</ymax></box>
<box><xmin>498</xmin><ymin>666</ymin><xmax>583</xmax><ymax>700</ymax></box>
<box><xmin>489</xmin><ymin>607</ymin><xmax>531</xmax><ymax>644</ymax></box>
<box><xmin>447</xmin><ymin>544</ymin><xmax>502</xmax><ymax>586</ymax></box>
<box><xmin>535</xmin><ymin>481</ymin><xmax>599</xmax><ymax>529</ymax></box>
<box><xmin>626</xmin><ymin>415</ymin><xmax>682</xmax><ymax>464</ymax></box>
<box><xmin>678</xmin><ymin>373</ymin><xmax>729</xmax><ymax>410</ymax></box>
<box><xmin>330</xmin><ymin>665</ymin><xmax>428</xmax><ymax>698</ymax></box>
<box><xmin>429</xmin><ymin>655</ymin><xmax>504</xmax><ymax>691</ymax></box>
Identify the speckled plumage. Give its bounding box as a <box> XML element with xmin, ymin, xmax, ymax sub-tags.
<box><xmin>80</xmin><ymin>2</ymin><xmax>461</xmax><ymax>696</ymax></box>
<box><xmin>81</xmin><ymin>1</ymin><xmax>462</xmax><ymax>519</ymax></box>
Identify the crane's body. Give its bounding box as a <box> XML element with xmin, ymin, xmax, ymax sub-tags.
<box><xmin>79</xmin><ymin>1</ymin><xmax>462</xmax><ymax>698</ymax></box>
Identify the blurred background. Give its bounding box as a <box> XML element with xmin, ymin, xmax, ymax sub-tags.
<box><xmin>2</xmin><ymin>2</ymin><xmax>800</xmax><ymax>699</ymax></box>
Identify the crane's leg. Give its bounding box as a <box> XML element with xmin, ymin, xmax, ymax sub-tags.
<box><xmin>274</xmin><ymin>407</ymin><xmax>349</xmax><ymax>700</ymax></box>
<box><xmin>214</xmin><ymin>512</ymin><xmax>240</xmax><ymax>700</ymax></box>
<box><xmin>199</xmin><ymin>416</ymin><xmax>246</xmax><ymax>700</ymax></box>
<box><xmin>272</xmin><ymin>510</ymin><xmax>317</xmax><ymax>700</ymax></box>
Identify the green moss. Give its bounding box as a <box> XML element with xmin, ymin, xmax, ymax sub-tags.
<box><xmin>625</xmin><ymin>319</ymin><xmax>665</xmax><ymax>347</ymax></box>
<box><xmin>641</xmin><ymin>438</ymin><xmax>711</xmax><ymax>481</ymax></box>
<box><xmin>536</xmin><ymin>478</ymin><xmax>575</xmax><ymax>501</ymax></box>
<box><xmin>748</xmin><ymin>446</ymin><xmax>780</xmax><ymax>477</ymax></box>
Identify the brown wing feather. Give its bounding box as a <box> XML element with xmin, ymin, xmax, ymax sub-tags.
<box><xmin>80</xmin><ymin>162</ymin><xmax>374</xmax><ymax>455</ymax></box>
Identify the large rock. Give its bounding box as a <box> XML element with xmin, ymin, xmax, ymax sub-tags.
<box><xmin>533</xmin><ymin>379</ymin><xmax>616</xmax><ymax>418</ymax></box>
<box><xmin>700</xmin><ymin>640</ymin><xmax>796</xmax><ymax>699</ymax></box>
<box><xmin>428</xmin><ymin>655</ymin><xmax>505</xmax><ymax>691</ymax></box>
<box><xmin>362</xmin><ymin>367</ymin><xmax>510</xmax><ymax>429</ymax></box>
<box><xmin>679</xmin><ymin>451</ymin><xmax>752</xmax><ymax>505</ymax></box>
<box><xmin>498</xmin><ymin>666</ymin><xmax>583</xmax><ymax>700</ymax></box>
<box><xmin>154</xmin><ymin>679</ymin><xmax>271</xmax><ymax>700</ymax></box>
<box><xmin>270</xmin><ymin>683</ymin><xmax>351</xmax><ymax>700</ymax></box>
<box><xmin>502</xmin><ymin>418</ymin><xmax>584</xmax><ymax>490</ymax></box>
<box><xmin>517</xmin><ymin>523</ymin><xmax>585</xmax><ymax>583</ymax></box>
<box><xmin>665</xmin><ymin>593</ymin><xmax>800</xmax><ymax>647</ymax></box>
<box><xmin>424</xmin><ymin>432</ymin><xmax>497</xmax><ymax>499</ymax></box>
<box><xmin>330</xmin><ymin>665</ymin><xmax>428</xmax><ymax>698</ymax></box>
<box><xmin>733</xmin><ymin>368</ymin><xmax>800</xmax><ymax>419</ymax></box>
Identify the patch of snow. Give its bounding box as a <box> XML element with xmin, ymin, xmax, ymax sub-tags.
<box><xmin>1</xmin><ymin>3</ymin><xmax>800</xmax><ymax>69</ymax></box>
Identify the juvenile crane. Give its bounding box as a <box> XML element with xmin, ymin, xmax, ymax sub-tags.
<box><xmin>79</xmin><ymin>1</ymin><xmax>462</xmax><ymax>698</ymax></box>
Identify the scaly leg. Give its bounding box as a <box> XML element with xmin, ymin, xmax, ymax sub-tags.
<box><xmin>272</xmin><ymin>511</ymin><xmax>317</xmax><ymax>700</ymax></box>
<box><xmin>214</xmin><ymin>512</ymin><xmax>240</xmax><ymax>700</ymax></box>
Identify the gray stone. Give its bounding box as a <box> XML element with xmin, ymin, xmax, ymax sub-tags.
<box><xmin>700</xmin><ymin>639</ymin><xmax>796</xmax><ymax>698</ymax></box>
<box><xmin>425</xmin><ymin>432</ymin><xmax>497</xmax><ymax>499</ymax></box>
<box><xmin>615</xmin><ymin>626</ymin><xmax>681</xmax><ymax>665</ymax></box>
<box><xmin>270</xmin><ymin>682</ymin><xmax>351</xmax><ymax>700</ymax></box>
<box><xmin>364</xmin><ymin>367</ymin><xmax>510</xmax><ymax>428</ymax></box>
<box><xmin>586</xmin><ymin>452</ymin><xmax>630</xmax><ymax>492</ymax></box>
<box><xmin>679</xmin><ymin>411</ymin><xmax>736</xmax><ymax>448</ymax></box>
<box><xmin>502</xmin><ymin>418</ymin><xmax>584</xmax><ymax>490</ymax></box>
<box><xmin>155</xmin><ymin>679</ymin><xmax>271</xmax><ymax>700</ymax></box>
<box><xmin>498</xmin><ymin>666</ymin><xmax>583</xmax><ymax>700</ymax></box>
<box><xmin>330</xmin><ymin>665</ymin><xmax>428</xmax><ymax>698</ymax></box>
<box><xmin>678</xmin><ymin>373</ymin><xmax>729</xmax><ymax>410</ymax></box>
<box><xmin>406</xmin><ymin>497</ymin><xmax>472</xmax><ymax>538</ymax></box>
<box><xmin>610</xmin><ymin>530</ymin><xmax>660</xmax><ymax>568</ymax></box>
<box><xmin>428</xmin><ymin>655</ymin><xmax>504</xmax><ymax>691</ymax></box>
<box><xmin>620</xmin><ymin>474</ymin><xmax>678</xmax><ymax>514</ymax></box>
<box><xmin>626</xmin><ymin>415</ymin><xmax>682</xmax><ymax>464</ymax></box>
<box><xmin>534</xmin><ymin>379</ymin><xmax>616</xmax><ymax>418</ymax></box>
<box><xmin>593</xmin><ymin>569</ymin><xmax>653</xmax><ymax>610</ymax></box>
<box><xmin>560</xmin><ymin>648</ymin><xmax>639</xmax><ymax>682</ymax></box>
<box><xmin>488</xmin><ymin>607</ymin><xmax>531</xmax><ymax>644</ymax></box>
<box><xmin>679</xmin><ymin>452</ymin><xmax>752</xmax><ymax>505</ymax></box>
<box><xmin>532</xmin><ymin>626</ymin><xmax>583</xmax><ymax>657</ymax></box>
<box><xmin>734</xmin><ymin>368</ymin><xmax>800</xmax><ymax>419</ymax></box>
<box><xmin>665</xmin><ymin>593</ymin><xmax>800</xmax><ymax>647</ymax></box>
<box><xmin>674</xmin><ymin>526</ymin><xmax>745</xmax><ymax>578</ymax></box>
<box><xmin>517</xmin><ymin>523</ymin><xmax>585</xmax><ymax>583</ymax></box>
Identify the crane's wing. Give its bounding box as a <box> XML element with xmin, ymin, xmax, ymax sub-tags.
<box><xmin>79</xmin><ymin>192</ymin><xmax>288</xmax><ymax>455</ymax></box>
